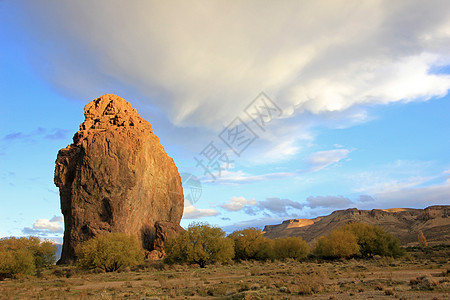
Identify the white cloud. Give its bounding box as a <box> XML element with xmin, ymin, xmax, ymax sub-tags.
<box><xmin>23</xmin><ymin>215</ymin><xmax>64</xmax><ymax>236</ymax></box>
<box><xmin>306</xmin><ymin>149</ymin><xmax>350</xmax><ymax>172</ymax></box>
<box><xmin>206</xmin><ymin>169</ymin><xmax>297</xmax><ymax>185</ymax></box>
<box><xmin>221</xmin><ymin>196</ymin><xmax>256</xmax><ymax>211</ymax></box>
<box><xmin>13</xmin><ymin>1</ymin><xmax>450</xmax><ymax>160</ymax></box>
<box><xmin>33</xmin><ymin>219</ymin><xmax>62</xmax><ymax>232</ymax></box>
<box><xmin>183</xmin><ymin>205</ymin><xmax>219</xmax><ymax>219</ymax></box>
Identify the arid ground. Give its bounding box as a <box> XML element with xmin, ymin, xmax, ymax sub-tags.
<box><xmin>1</xmin><ymin>247</ymin><xmax>448</xmax><ymax>299</ymax></box>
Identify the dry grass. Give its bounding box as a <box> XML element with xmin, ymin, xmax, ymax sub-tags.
<box><xmin>0</xmin><ymin>248</ymin><xmax>449</xmax><ymax>299</ymax></box>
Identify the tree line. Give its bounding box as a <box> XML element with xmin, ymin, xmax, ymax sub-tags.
<box><xmin>1</xmin><ymin>222</ymin><xmax>406</xmax><ymax>277</ymax></box>
<box><xmin>164</xmin><ymin>222</ymin><xmax>405</xmax><ymax>268</ymax></box>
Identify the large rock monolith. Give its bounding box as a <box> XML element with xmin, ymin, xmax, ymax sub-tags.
<box><xmin>54</xmin><ymin>94</ymin><xmax>184</xmax><ymax>264</ymax></box>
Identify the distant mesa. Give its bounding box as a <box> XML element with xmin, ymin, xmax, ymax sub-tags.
<box><xmin>54</xmin><ymin>94</ymin><xmax>184</xmax><ymax>264</ymax></box>
<box><xmin>263</xmin><ymin>205</ymin><xmax>449</xmax><ymax>246</ymax></box>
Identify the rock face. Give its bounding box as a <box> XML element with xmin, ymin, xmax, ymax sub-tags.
<box><xmin>263</xmin><ymin>205</ymin><xmax>449</xmax><ymax>246</ymax></box>
<box><xmin>54</xmin><ymin>94</ymin><xmax>184</xmax><ymax>264</ymax></box>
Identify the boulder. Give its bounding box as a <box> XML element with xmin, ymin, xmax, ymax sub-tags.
<box><xmin>54</xmin><ymin>94</ymin><xmax>184</xmax><ymax>264</ymax></box>
<box><xmin>146</xmin><ymin>250</ymin><xmax>164</xmax><ymax>260</ymax></box>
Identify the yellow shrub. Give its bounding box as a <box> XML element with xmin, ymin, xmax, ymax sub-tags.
<box><xmin>273</xmin><ymin>236</ymin><xmax>310</xmax><ymax>260</ymax></box>
<box><xmin>228</xmin><ymin>228</ymin><xmax>273</xmax><ymax>261</ymax></box>
<box><xmin>0</xmin><ymin>249</ymin><xmax>35</xmax><ymax>278</ymax></box>
<box><xmin>165</xmin><ymin>222</ymin><xmax>234</xmax><ymax>268</ymax></box>
<box><xmin>314</xmin><ymin>230</ymin><xmax>360</xmax><ymax>259</ymax></box>
<box><xmin>76</xmin><ymin>232</ymin><xmax>144</xmax><ymax>272</ymax></box>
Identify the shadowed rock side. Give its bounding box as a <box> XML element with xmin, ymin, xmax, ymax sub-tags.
<box><xmin>54</xmin><ymin>94</ymin><xmax>184</xmax><ymax>264</ymax></box>
<box><xmin>263</xmin><ymin>205</ymin><xmax>449</xmax><ymax>245</ymax></box>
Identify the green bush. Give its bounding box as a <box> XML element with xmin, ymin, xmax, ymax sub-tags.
<box><xmin>0</xmin><ymin>236</ymin><xmax>56</xmax><ymax>278</ymax></box>
<box><xmin>341</xmin><ymin>223</ymin><xmax>405</xmax><ymax>258</ymax></box>
<box><xmin>314</xmin><ymin>230</ymin><xmax>360</xmax><ymax>259</ymax></box>
<box><xmin>273</xmin><ymin>236</ymin><xmax>310</xmax><ymax>260</ymax></box>
<box><xmin>0</xmin><ymin>249</ymin><xmax>35</xmax><ymax>278</ymax></box>
<box><xmin>76</xmin><ymin>232</ymin><xmax>144</xmax><ymax>272</ymax></box>
<box><xmin>228</xmin><ymin>227</ymin><xmax>273</xmax><ymax>261</ymax></box>
<box><xmin>33</xmin><ymin>240</ymin><xmax>57</xmax><ymax>269</ymax></box>
<box><xmin>314</xmin><ymin>223</ymin><xmax>405</xmax><ymax>259</ymax></box>
<box><xmin>165</xmin><ymin>222</ymin><xmax>234</xmax><ymax>268</ymax></box>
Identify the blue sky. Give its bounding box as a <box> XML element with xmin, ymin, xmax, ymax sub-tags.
<box><xmin>1</xmin><ymin>1</ymin><xmax>449</xmax><ymax>242</ymax></box>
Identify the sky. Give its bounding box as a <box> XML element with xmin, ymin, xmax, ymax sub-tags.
<box><xmin>0</xmin><ymin>0</ymin><xmax>449</xmax><ymax>243</ymax></box>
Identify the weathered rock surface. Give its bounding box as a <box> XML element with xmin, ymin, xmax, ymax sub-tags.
<box><xmin>153</xmin><ymin>221</ymin><xmax>185</xmax><ymax>252</ymax></box>
<box><xmin>54</xmin><ymin>94</ymin><xmax>184</xmax><ymax>264</ymax></box>
<box><xmin>263</xmin><ymin>205</ymin><xmax>449</xmax><ymax>245</ymax></box>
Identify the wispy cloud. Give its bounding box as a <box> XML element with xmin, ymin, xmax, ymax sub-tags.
<box><xmin>4</xmin><ymin>132</ymin><xmax>28</xmax><ymax>141</ymax></box>
<box><xmin>203</xmin><ymin>170</ymin><xmax>297</xmax><ymax>185</ymax></box>
<box><xmin>2</xmin><ymin>128</ymin><xmax>69</xmax><ymax>142</ymax></box>
<box><xmin>369</xmin><ymin>181</ymin><xmax>450</xmax><ymax>209</ymax></box>
<box><xmin>305</xmin><ymin>149</ymin><xmax>350</xmax><ymax>172</ymax></box>
<box><xmin>350</xmin><ymin>160</ymin><xmax>437</xmax><ymax>194</ymax></box>
<box><xmin>359</xmin><ymin>171</ymin><xmax>450</xmax><ymax>209</ymax></box>
<box><xmin>358</xmin><ymin>176</ymin><xmax>435</xmax><ymax>195</ymax></box>
<box><xmin>358</xmin><ymin>195</ymin><xmax>376</xmax><ymax>203</ymax></box>
<box><xmin>44</xmin><ymin>129</ymin><xmax>69</xmax><ymax>140</ymax></box>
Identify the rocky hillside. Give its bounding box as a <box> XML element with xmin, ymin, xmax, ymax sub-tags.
<box><xmin>263</xmin><ymin>205</ymin><xmax>449</xmax><ymax>245</ymax></box>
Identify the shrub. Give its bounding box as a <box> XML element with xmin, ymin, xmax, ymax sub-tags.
<box><xmin>273</xmin><ymin>236</ymin><xmax>309</xmax><ymax>260</ymax></box>
<box><xmin>0</xmin><ymin>249</ymin><xmax>35</xmax><ymax>279</ymax></box>
<box><xmin>341</xmin><ymin>223</ymin><xmax>405</xmax><ymax>258</ymax></box>
<box><xmin>314</xmin><ymin>223</ymin><xmax>405</xmax><ymax>259</ymax></box>
<box><xmin>165</xmin><ymin>222</ymin><xmax>234</xmax><ymax>268</ymax></box>
<box><xmin>228</xmin><ymin>227</ymin><xmax>274</xmax><ymax>261</ymax></box>
<box><xmin>314</xmin><ymin>230</ymin><xmax>360</xmax><ymax>259</ymax></box>
<box><xmin>76</xmin><ymin>232</ymin><xmax>144</xmax><ymax>272</ymax></box>
<box><xmin>0</xmin><ymin>236</ymin><xmax>56</xmax><ymax>278</ymax></box>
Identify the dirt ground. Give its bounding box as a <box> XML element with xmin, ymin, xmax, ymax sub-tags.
<box><xmin>0</xmin><ymin>250</ymin><xmax>448</xmax><ymax>299</ymax></box>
